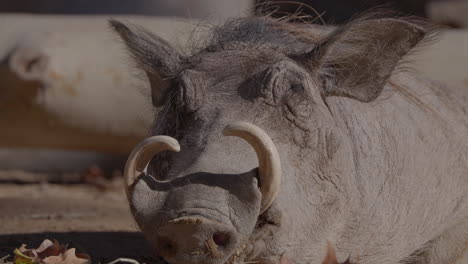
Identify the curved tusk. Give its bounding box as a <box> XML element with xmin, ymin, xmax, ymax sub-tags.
<box><xmin>223</xmin><ymin>122</ymin><xmax>281</xmax><ymax>213</ymax></box>
<box><xmin>124</xmin><ymin>136</ymin><xmax>180</xmax><ymax>201</ymax></box>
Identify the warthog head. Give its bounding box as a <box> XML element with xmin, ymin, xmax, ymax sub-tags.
<box><xmin>111</xmin><ymin>13</ymin><xmax>430</xmax><ymax>264</ymax></box>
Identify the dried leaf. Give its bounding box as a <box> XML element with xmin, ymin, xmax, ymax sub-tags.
<box><xmin>35</xmin><ymin>241</ymin><xmax>54</xmax><ymax>254</ymax></box>
<box><xmin>36</xmin><ymin>240</ymin><xmax>66</xmax><ymax>259</ymax></box>
<box><xmin>17</xmin><ymin>246</ymin><xmax>28</xmax><ymax>254</ymax></box>
<box><xmin>12</xmin><ymin>240</ymin><xmax>89</xmax><ymax>264</ymax></box>
<box><xmin>13</xmin><ymin>249</ymin><xmax>33</xmax><ymax>264</ymax></box>
<box><xmin>42</xmin><ymin>249</ymin><xmax>90</xmax><ymax>264</ymax></box>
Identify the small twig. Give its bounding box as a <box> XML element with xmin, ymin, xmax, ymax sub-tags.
<box><xmin>105</xmin><ymin>258</ymin><xmax>141</xmax><ymax>264</ymax></box>
<box><xmin>0</xmin><ymin>254</ymin><xmax>12</xmax><ymax>264</ymax></box>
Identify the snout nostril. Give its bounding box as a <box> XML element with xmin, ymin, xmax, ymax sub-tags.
<box><xmin>157</xmin><ymin>237</ymin><xmax>177</xmax><ymax>256</ymax></box>
<box><xmin>212</xmin><ymin>232</ymin><xmax>230</xmax><ymax>246</ymax></box>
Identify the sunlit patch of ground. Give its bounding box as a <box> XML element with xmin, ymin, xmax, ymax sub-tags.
<box><xmin>0</xmin><ymin>179</ymin><xmax>159</xmax><ymax>263</ymax></box>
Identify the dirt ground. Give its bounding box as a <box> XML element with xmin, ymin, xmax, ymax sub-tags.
<box><xmin>0</xmin><ymin>177</ymin><xmax>162</xmax><ymax>264</ymax></box>
<box><xmin>3</xmin><ymin>182</ymin><xmax>467</xmax><ymax>264</ymax></box>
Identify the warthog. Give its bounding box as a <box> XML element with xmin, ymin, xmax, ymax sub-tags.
<box><xmin>111</xmin><ymin>13</ymin><xmax>468</xmax><ymax>264</ymax></box>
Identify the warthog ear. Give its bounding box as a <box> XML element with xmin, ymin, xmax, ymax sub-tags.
<box><xmin>302</xmin><ymin>17</ymin><xmax>432</xmax><ymax>102</ymax></box>
<box><xmin>110</xmin><ymin>20</ymin><xmax>181</xmax><ymax>107</ymax></box>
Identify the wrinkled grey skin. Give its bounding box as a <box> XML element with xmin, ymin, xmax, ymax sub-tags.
<box><xmin>111</xmin><ymin>14</ymin><xmax>468</xmax><ymax>264</ymax></box>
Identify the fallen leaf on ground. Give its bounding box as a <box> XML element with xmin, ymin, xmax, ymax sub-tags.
<box><xmin>13</xmin><ymin>249</ymin><xmax>33</xmax><ymax>264</ymax></box>
<box><xmin>13</xmin><ymin>239</ymin><xmax>90</xmax><ymax>264</ymax></box>
<box><xmin>42</xmin><ymin>249</ymin><xmax>89</xmax><ymax>264</ymax></box>
<box><xmin>36</xmin><ymin>240</ymin><xmax>66</xmax><ymax>260</ymax></box>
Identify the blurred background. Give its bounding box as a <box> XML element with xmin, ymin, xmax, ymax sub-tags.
<box><xmin>0</xmin><ymin>0</ymin><xmax>467</xmax><ymax>262</ymax></box>
<box><xmin>0</xmin><ymin>0</ymin><xmax>466</xmax><ymax>24</ymax></box>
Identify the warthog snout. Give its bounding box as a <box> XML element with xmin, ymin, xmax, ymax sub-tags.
<box><xmin>123</xmin><ymin>122</ymin><xmax>282</xmax><ymax>264</ymax></box>
<box><xmin>156</xmin><ymin>216</ymin><xmax>237</xmax><ymax>262</ymax></box>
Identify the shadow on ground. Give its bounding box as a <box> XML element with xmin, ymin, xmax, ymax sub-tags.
<box><xmin>0</xmin><ymin>232</ymin><xmax>160</xmax><ymax>263</ymax></box>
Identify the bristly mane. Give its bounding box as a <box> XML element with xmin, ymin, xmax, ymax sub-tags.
<box><xmin>195</xmin><ymin>9</ymin><xmax>437</xmax><ymax>56</ymax></box>
<box><xmin>200</xmin><ymin>16</ymin><xmax>321</xmax><ymax>56</ymax></box>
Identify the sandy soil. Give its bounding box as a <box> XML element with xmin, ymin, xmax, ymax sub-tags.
<box><xmin>0</xmin><ymin>179</ymin><xmax>161</xmax><ymax>263</ymax></box>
